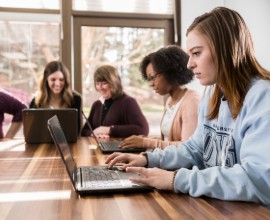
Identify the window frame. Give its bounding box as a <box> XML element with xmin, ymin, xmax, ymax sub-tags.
<box><xmin>72</xmin><ymin>12</ymin><xmax>174</xmax><ymax>93</ymax></box>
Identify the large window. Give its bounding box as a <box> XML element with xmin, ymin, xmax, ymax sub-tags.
<box><xmin>74</xmin><ymin>15</ymin><xmax>173</xmax><ymax>135</ymax></box>
<box><xmin>0</xmin><ymin>14</ymin><xmax>60</xmax><ymax>104</ymax></box>
<box><xmin>0</xmin><ymin>0</ymin><xmax>176</xmax><ymax>136</ymax></box>
<box><xmin>0</xmin><ymin>13</ymin><xmax>60</xmax><ymax>135</ymax></box>
<box><xmin>80</xmin><ymin>26</ymin><xmax>165</xmax><ymax>135</ymax></box>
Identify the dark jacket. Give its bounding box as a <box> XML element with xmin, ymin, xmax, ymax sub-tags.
<box><xmin>81</xmin><ymin>93</ymin><xmax>149</xmax><ymax>138</ymax></box>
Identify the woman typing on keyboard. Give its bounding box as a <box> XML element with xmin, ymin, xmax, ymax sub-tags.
<box><xmin>105</xmin><ymin>7</ymin><xmax>270</xmax><ymax>208</ymax></box>
<box><xmin>120</xmin><ymin>45</ymin><xmax>200</xmax><ymax>150</ymax></box>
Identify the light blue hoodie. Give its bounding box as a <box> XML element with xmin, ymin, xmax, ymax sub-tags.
<box><xmin>147</xmin><ymin>78</ymin><xmax>270</xmax><ymax>207</ymax></box>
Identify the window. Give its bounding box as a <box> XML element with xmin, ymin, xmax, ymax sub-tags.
<box><xmin>0</xmin><ymin>12</ymin><xmax>60</xmax><ymax>136</ymax></box>
<box><xmin>0</xmin><ymin>0</ymin><xmax>60</xmax><ymax>9</ymax></box>
<box><xmin>80</xmin><ymin>26</ymin><xmax>165</xmax><ymax>135</ymax></box>
<box><xmin>0</xmin><ymin>0</ymin><xmax>176</xmax><ymax>136</ymax></box>
<box><xmin>74</xmin><ymin>15</ymin><xmax>173</xmax><ymax>135</ymax></box>
<box><xmin>0</xmin><ymin>13</ymin><xmax>60</xmax><ymax>103</ymax></box>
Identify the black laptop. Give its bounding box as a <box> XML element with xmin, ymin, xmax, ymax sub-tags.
<box><xmin>47</xmin><ymin>115</ymin><xmax>153</xmax><ymax>195</ymax></box>
<box><xmin>82</xmin><ymin>111</ymin><xmax>146</xmax><ymax>154</ymax></box>
<box><xmin>23</xmin><ymin>108</ymin><xmax>78</xmax><ymax>144</ymax></box>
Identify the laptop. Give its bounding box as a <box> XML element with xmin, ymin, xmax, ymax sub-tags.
<box><xmin>23</xmin><ymin>108</ymin><xmax>78</xmax><ymax>144</ymax></box>
<box><xmin>47</xmin><ymin>115</ymin><xmax>153</xmax><ymax>195</ymax></box>
<box><xmin>82</xmin><ymin>111</ymin><xmax>146</xmax><ymax>154</ymax></box>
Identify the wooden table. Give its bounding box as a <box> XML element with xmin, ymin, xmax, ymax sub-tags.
<box><xmin>0</xmin><ymin>137</ymin><xmax>269</xmax><ymax>220</ymax></box>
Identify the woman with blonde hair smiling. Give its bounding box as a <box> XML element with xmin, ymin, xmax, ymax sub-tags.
<box><xmin>81</xmin><ymin>65</ymin><xmax>149</xmax><ymax>139</ymax></box>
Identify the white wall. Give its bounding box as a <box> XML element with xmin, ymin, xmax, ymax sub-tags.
<box><xmin>181</xmin><ymin>0</ymin><xmax>270</xmax><ymax>94</ymax></box>
<box><xmin>226</xmin><ymin>0</ymin><xmax>270</xmax><ymax>69</ymax></box>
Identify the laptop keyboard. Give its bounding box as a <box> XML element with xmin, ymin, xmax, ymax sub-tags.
<box><xmin>81</xmin><ymin>167</ymin><xmax>122</xmax><ymax>188</ymax></box>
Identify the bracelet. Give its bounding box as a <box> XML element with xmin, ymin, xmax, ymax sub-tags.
<box><xmin>171</xmin><ymin>170</ymin><xmax>178</xmax><ymax>191</ymax></box>
<box><xmin>140</xmin><ymin>152</ymin><xmax>148</xmax><ymax>167</ymax></box>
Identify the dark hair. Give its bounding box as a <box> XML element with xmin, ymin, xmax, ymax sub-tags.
<box><xmin>140</xmin><ymin>45</ymin><xmax>194</xmax><ymax>85</ymax></box>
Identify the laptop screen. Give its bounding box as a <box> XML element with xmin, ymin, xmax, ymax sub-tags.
<box><xmin>23</xmin><ymin>108</ymin><xmax>78</xmax><ymax>143</ymax></box>
<box><xmin>47</xmin><ymin>115</ymin><xmax>78</xmax><ymax>189</ymax></box>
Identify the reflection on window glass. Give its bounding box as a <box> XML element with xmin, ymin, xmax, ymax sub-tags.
<box><xmin>0</xmin><ymin>21</ymin><xmax>60</xmax><ymax>101</ymax></box>
<box><xmin>81</xmin><ymin>26</ymin><xmax>164</xmax><ymax>135</ymax></box>
<box><xmin>0</xmin><ymin>20</ymin><xmax>60</xmax><ymax>135</ymax></box>
<box><xmin>0</xmin><ymin>0</ymin><xmax>60</xmax><ymax>9</ymax></box>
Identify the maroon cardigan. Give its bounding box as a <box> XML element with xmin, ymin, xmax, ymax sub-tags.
<box><xmin>81</xmin><ymin>93</ymin><xmax>149</xmax><ymax>138</ymax></box>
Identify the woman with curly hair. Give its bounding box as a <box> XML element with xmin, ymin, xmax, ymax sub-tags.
<box><xmin>120</xmin><ymin>45</ymin><xmax>200</xmax><ymax>149</ymax></box>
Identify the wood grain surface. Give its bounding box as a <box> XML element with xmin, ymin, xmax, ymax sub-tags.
<box><xmin>0</xmin><ymin>137</ymin><xmax>269</xmax><ymax>220</ymax></box>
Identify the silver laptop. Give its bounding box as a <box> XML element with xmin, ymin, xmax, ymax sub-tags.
<box><xmin>23</xmin><ymin>108</ymin><xmax>78</xmax><ymax>144</ymax></box>
<box><xmin>82</xmin><ymin>111</ymin><xmax>146</xmax><ymax>154</ymax></box>
<box><xmin>47</xmin><ymin>115</ymin><xmax>153</xmax><ymax>195</ymax></box>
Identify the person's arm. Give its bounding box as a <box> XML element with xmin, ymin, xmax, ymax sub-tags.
<box><xmin>149</xmin><ymin>85</ymin><xmax>270</xmax><ymax>206</ymax></box>
<box><xmin>5</xmin><ymin>122</ymin><xmax>22</xmax><ymax>138</ymax></box>
<box><xmin>137</xmin><ymin>91</ymin><xmax>200</xmax><ymax>149</ymax></box>
<box><xmin>105</xmin><ymin>152</ymin><xmax>148</xmax><ymax>169</ymax></box>
<box><xmin>0</xmin><ymin>91</ymin><xmax>27</xmax><ymax>138</ymax></box>
<box><xmin>145</xmin><ymin>90</ymin><xmax>208</xmax><ymax>169</ymax></box>
<box><xmin>120</xmin><ymin>92</ymin><xmax>201</xmax><ymax>149</ymax></box>
<box><xmin>120</xmin><ymin>135</ymin><xmax>161</xmax><ymax>149</ymax></box>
